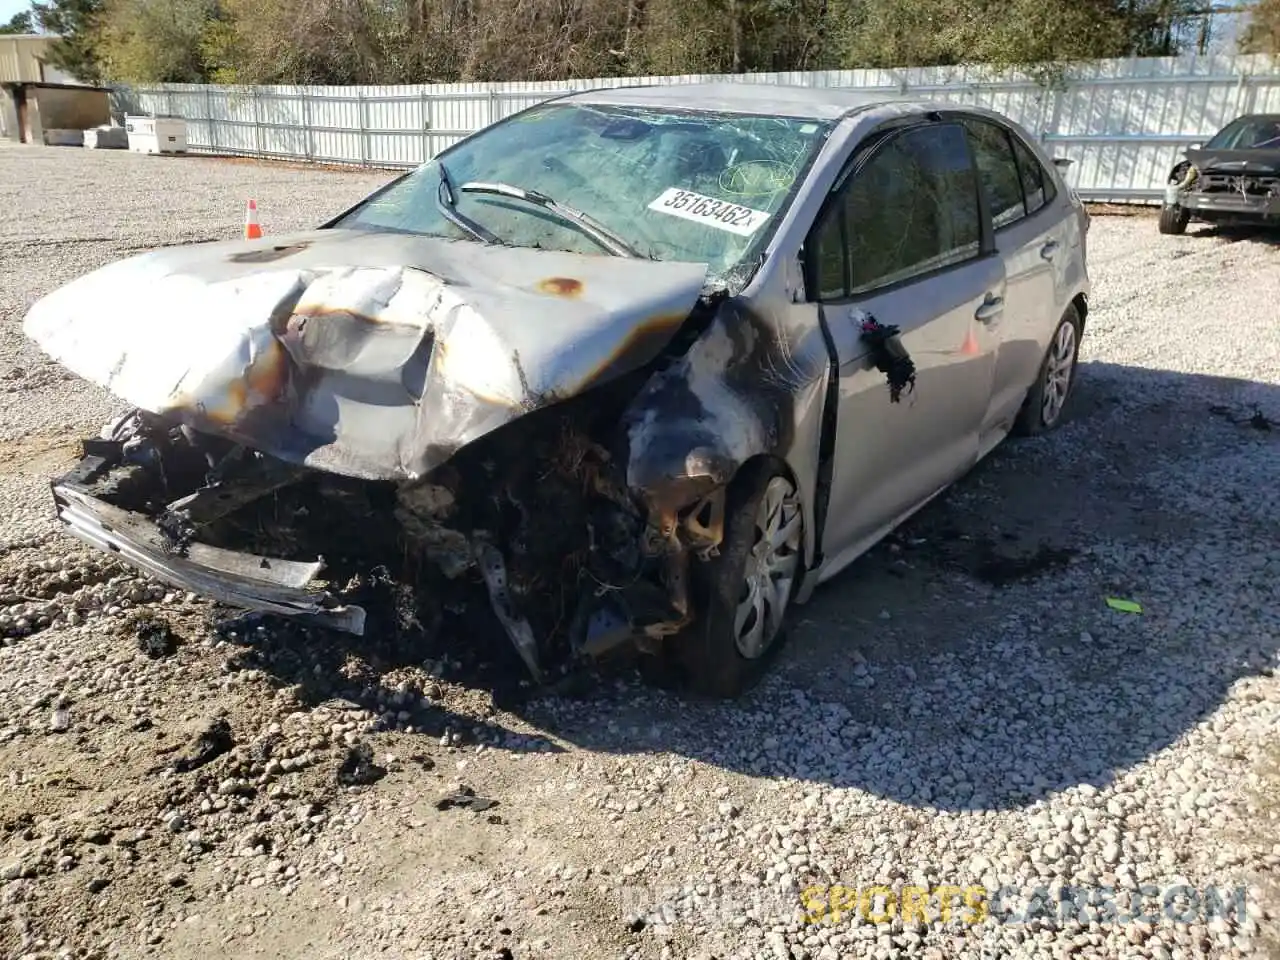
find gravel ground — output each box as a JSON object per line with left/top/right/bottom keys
{"left": 0, "top": 140, "right": 1277, "bottom": 960}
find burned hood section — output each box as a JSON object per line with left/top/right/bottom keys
{"left": 23, "top": 229, "right": 708, "bottom": 481}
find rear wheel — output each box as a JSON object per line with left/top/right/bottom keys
{"left": 1158, "top": 204, "right": 1190, "bottom": 235}
{"left": 1015, "top": 306, "right": 1082, "bottom": 436}
{"left": 676, "top": 461, "right": 804, "bottom": 698}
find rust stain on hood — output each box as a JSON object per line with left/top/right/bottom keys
{"left": 537, "top": 277, "right": 584, "bottom": 297}
{"left": 23, "top": 229, "right": 708, "bottom": 481}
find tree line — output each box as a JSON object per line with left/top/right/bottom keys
{"left": 10, "top": 0, "right": 1279, "bottom": 87}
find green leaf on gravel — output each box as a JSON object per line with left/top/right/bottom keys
{"left": 1105, "top": 597, "right": 1143, "bottom": 614}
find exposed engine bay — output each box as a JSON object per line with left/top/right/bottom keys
{"left": 51, "top": 347, "right": 731, "bottom": 683}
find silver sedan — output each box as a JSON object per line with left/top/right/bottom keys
{"left": 24, "top": 83, "right": 1091, "bottom": 696}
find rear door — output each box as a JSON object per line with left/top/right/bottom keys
{"left": 962, "top": 118, "right": 1070, "bottom": 446}
{"left": 808, "top": 120, "right": 1005, "bottom": 569}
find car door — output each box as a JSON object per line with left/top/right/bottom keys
{"left": 807, "top": 120, "right": 1005, "bottom": 574}
{"left": 963, "top": 118, "right": 1069, "bottom": 447}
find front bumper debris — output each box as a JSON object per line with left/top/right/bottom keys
{"left": 1179, "top": 193, "right": 1280, "bottom": 218}
{"left": 42, "top": 380, "right": 724, "bottom": 682}
{"left": 52, "top": 481, "right": 367, "bottom": 634}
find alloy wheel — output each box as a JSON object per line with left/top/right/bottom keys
{"left": 1041, "top": 320, "right": 1078, "bottom": 427}
{"left": 733, "top": 475, "right": 802, "bottom": 660}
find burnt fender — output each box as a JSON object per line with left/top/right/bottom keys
{"left": 621, "top": 298, "right": 830, "bottom": 544}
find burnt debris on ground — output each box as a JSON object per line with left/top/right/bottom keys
{"left": 880, "top": 521, "right": 1080, "bottom": 588}
{"left": 171, "top": 718, "right": 235, "bottom": 774}
{"left": 336, "top": 742, "right": 387, "bottom": 787}
{"left": 972, "top": 542, "right": 1080, "bottom": 587}
{"left": 132, "top": 614, "right": 181, "bottom": 658}
{"left": 1209, "top": 403, "right": 1276, "bottom": 432}
{"left": 434, "top": 785, "right": 497, "bottom": 813}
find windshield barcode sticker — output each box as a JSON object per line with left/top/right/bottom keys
{"left": 648, "top": 188, "right": 770, "bottom": 237}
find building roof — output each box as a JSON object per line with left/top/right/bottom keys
{"left": 0, "top": 80, "right": 108, "bottom": 92}
{"left": 0, "top": 33, "right": 56, "bottom": 84}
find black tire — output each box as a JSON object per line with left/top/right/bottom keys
{"left": 675, "top": 459, "right": 804, "bottom": 699}
{"left": 1014, "top": 305, "right": 1083, "bottom": 436}
{"left": 1158, "top": 204, "right": 1190, "bottom": 235}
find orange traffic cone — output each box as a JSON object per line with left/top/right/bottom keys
{"left": 960, "top": 325, "right": 980, "bottom": 356}
{"left": 244, "top": 199, "right": 263, "bottom": 240}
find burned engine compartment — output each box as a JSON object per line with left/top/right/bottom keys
{"left": 56, "top": 354, "right": 729, "bottom": 683}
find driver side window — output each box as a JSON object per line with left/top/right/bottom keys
{"left": 809, "top": 122, "right": 981, "bottom": 301}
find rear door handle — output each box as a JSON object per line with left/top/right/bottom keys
{"left": 975, "top": 294, "right": 1004, "bottom": 324}
{"left": 1040, "top": 240, "right": 1060, "bottom": 260}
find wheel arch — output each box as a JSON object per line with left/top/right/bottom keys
{"left": 721, "top": 451, "right": 812, "bottom": 569}
{"left": 733, "top": 451, "right": 799, "bottom": 489}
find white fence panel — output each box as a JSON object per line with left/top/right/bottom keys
{"left": 111, "top": 54, "right": 1280, "bottom": 202}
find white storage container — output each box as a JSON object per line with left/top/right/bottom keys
{"left": 125, "top": 116, "right": 188, "bottom": 155}
{"left": 84, "top": 125, "right": 128, "bottom": 150}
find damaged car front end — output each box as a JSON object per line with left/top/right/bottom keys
{"left": 30, "top": 238, "right": 733, "bottom": 683}
{"left": 25, "top": 94, "right": 837, "bottom": 691}
{"left": 1159, "top": 113, "right": 1280, "bottom": 235}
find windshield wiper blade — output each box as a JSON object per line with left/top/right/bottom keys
{"left": 436, "top": 162, "right": 502, "bottom": 245}
{"left": 458, "top": 181, "right": 641, "bottom": 258}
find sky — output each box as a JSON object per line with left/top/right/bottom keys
{"left": 0, "top": 0, "right": 34, "bottom": 29}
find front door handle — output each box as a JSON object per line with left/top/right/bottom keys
{"left": 975, "top": 294, "right": 1004, "bottom": 324}
{"left": 1040, "top": 240, "right": 1060, "bottom": 260}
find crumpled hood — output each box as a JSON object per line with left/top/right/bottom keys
{"left": 1186, "top": 148, "right": 1280, "bottom": 176}
{"left": 24, "top": 229, "right": 708, "bottom": 481}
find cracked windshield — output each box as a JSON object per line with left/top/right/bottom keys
{"left": 335, "top": 102, "right": 832, "bottom": 280}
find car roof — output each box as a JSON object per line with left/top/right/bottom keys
{"left": 560, "top": 81, "right": 929, "bottom": 121}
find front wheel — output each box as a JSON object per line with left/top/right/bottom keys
{"left": 1015, "top": 306, "right": 1083, "bottom": 436}
{"left": 1158, "top": 204, "right": 1190, "bottom": 235}
{"left": 675, "top": 461, "right": 804, "bottom": 698}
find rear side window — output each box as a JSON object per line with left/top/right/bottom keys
{"left": 1011, "top": 135, "right": 1056, "bottom": 215}
{"left": 809, "top": 122, "right": 981, "bottom": 299}
{"left": 963, "top": 119, "right": 1025, "bottom": 228}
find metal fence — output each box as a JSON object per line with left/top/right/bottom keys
{"left": 113, "top": 54, "right": 1280, "bottom": 203}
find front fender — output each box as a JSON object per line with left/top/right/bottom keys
{"left": 620, "top": 297, "right": 830, "bottom": 573}
{"left": 1165, "top": 159, "right": 1198, "bottom": 206}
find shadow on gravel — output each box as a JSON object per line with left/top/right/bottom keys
{"left": 238, "top": 362, "right": 1278, "bottom": 811}
{"left": 1193, "top": 223, "right": 1280, "bottom": 247}
{"left": 514, "top": 362, "right": 1280, "bottom": 811}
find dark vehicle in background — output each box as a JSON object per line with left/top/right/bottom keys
{"left": 1159, "top": 113, "right": 1280, "bottom": 235}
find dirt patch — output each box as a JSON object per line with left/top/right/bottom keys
{"left": 1085, "top": 201, "right": 1159, "bottom": 217}
{"left": 0, "top": 432, "right": 81, "bottom": 477}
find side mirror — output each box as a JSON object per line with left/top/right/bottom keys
{"left": 1052, "top": 157, "right": 1074, "bottom": 169}
{"left": 1188, "top": 142, "right": 1202, "bottom": 150}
